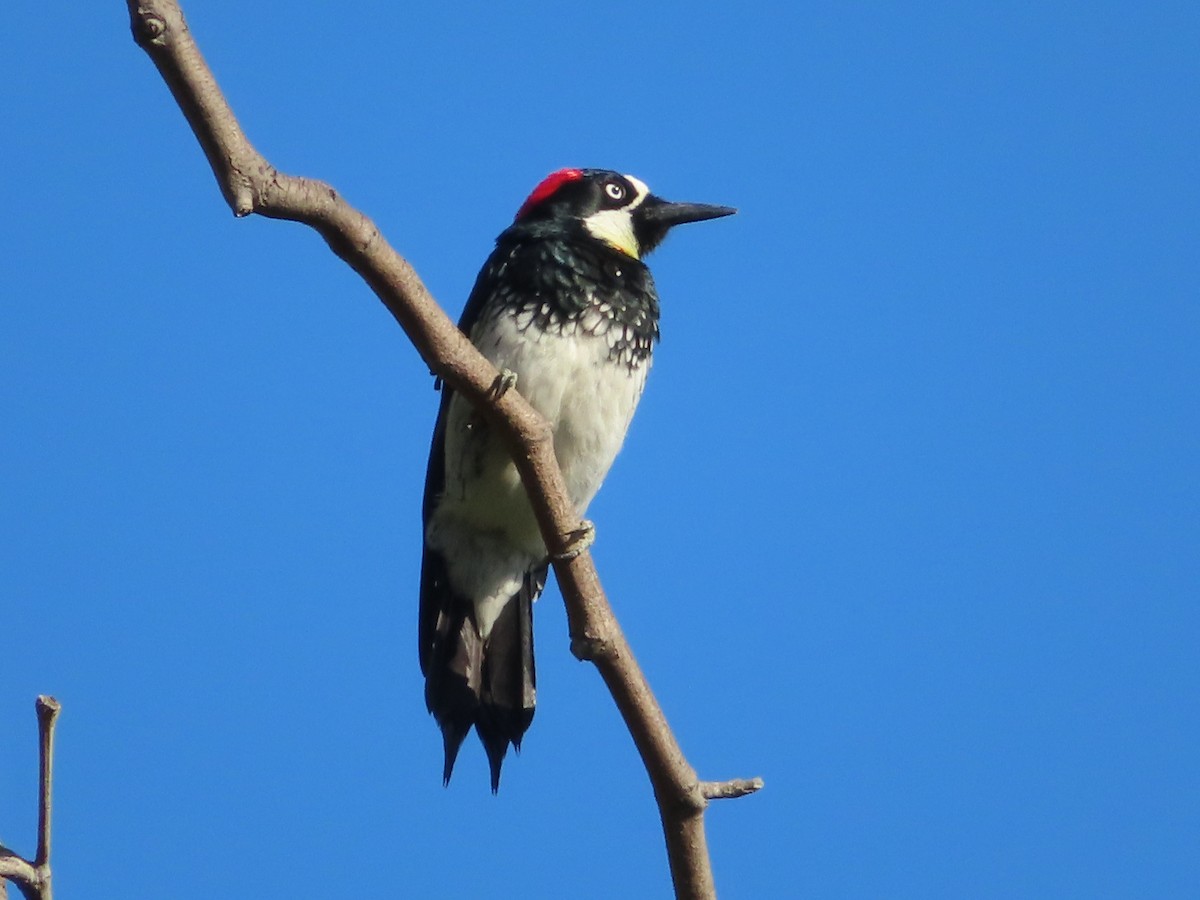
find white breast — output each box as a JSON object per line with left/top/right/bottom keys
{"left": 427, "top": 309, "right": 650, "bottom": 638}
{"left": 435, "top": 309, "right": 649, "bottom": 554}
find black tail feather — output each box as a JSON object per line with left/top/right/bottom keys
{"left": 423, "top": 598, "right": 483, "bottom": 785}
{"left": 439, "top": 719, "right": 471, "bottom": 787}
{"left": 476, "top": 576, "right": 538, "bottom": 791}
{"left": 421, "top": 556, "right": 547, "bottom": 790}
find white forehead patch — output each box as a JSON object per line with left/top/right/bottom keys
{"left": 583, "top": 175, "right": 651, "bottom": 259}
{"left": 624, "top": 175, "right": 650, "bottom": 202}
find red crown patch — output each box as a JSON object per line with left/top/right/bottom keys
{"left": 515, "top": 168, "right": 584, "bottom": 221}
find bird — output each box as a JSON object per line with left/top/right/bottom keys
{"left": 419, "top": 168, "right": 734, "bottom": 790}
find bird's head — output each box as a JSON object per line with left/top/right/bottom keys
{"left": 513, "top": 168, "right": 735, "bottom": 259}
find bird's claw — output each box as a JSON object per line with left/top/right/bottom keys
{"left": 554, "top": 520, "right": 595, "bottom": 561}
{"left": 489, "top": 369, "right": 518, "bottom": 400}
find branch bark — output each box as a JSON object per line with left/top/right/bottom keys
{"left": 125, "top": 3, "right": 761, "bottom": 896}
{"left": 0, "top": 696, "right": 61, "bottom": 900}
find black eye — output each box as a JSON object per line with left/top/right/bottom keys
{"left": 604, "top": 181, "right": 626, "bottom": 202}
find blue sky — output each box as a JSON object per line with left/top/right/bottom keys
{"left": 2, "top": 2, "right": 1197, "bottom": 897}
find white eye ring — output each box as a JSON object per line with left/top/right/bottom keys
{"left": 605, "top": 182, "right": 625, "bottom": 201}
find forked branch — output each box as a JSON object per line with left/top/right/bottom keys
{"left": 0, "top": 696, "right": 61, "bottom": 900}
{"left": 125, "top": 3, "right": 761, "bottom": 896}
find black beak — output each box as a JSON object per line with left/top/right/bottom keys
{"left": 633, "top": 195, "right": 735, "bottom": 254}
{"left": 638, "top": 196, "right": 738, "bottom": 228}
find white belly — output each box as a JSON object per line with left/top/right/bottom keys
{"left": 426, "top": 311, "right": 650, "bottom": 635}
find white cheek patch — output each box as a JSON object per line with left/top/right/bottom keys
{"left": 583, "top": 175, "right": 651, "bottom": 259}
{"left": 584, "top": 209, "right": 640, "bottom": 258}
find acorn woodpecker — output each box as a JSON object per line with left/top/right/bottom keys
{"left": 419, "top": 168, "right": 734, "bottom": 790}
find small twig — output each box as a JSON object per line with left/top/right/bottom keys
{"left": 0, "top": 696, "right": 61, "bottom": 900}
{"left": 701, "top": 778, "right": 765, "bottom": 801}
{"left": 34, "top": 697, "right": 60, "bottom": 871}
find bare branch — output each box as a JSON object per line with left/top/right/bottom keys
{"left": 126, "top": 2, "right": 761, "bottom": 895}
{"left": 0, "top": 852, "right": 37, "bottom": 900}
{"left": 33, "top": 697, "right": 60, "bottom": 872}
{"left": 0, "top": 696, "right": 60, "bottom": 900}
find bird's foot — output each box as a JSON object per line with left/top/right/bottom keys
{"left": 489, "top": 369, "right": 518, "bottom": 400}
{"left": 554, "top": 520, "right": 595, "bottom": 561}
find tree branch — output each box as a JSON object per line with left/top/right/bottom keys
{"left": 0, "top": 696, "right": 61, "bottom": 900}
{"left": 125, "top": 2, "right": 761, "bottom": 895}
